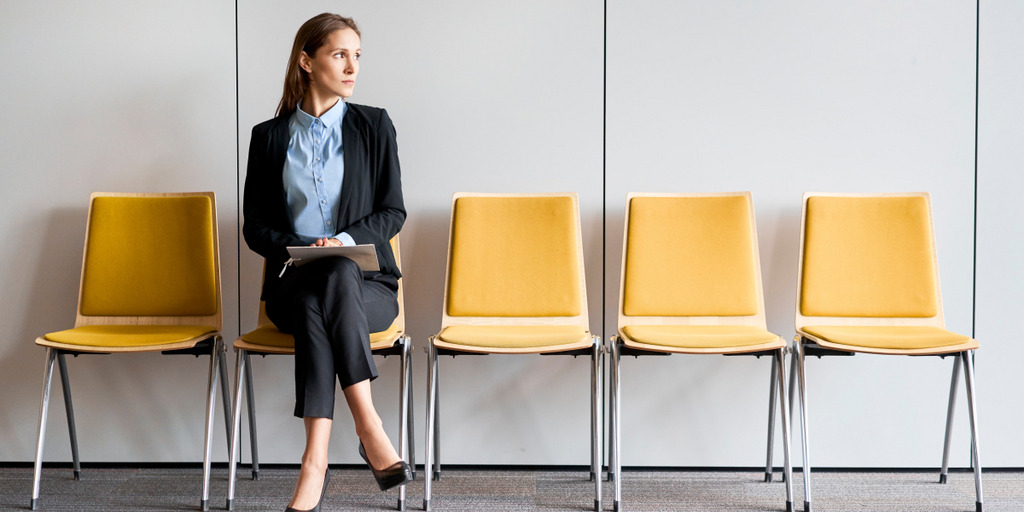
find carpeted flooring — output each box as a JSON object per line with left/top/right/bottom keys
{"left": 2, "top": 466, "right": 1022, "bottom": 512}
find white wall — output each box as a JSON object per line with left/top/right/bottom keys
{"left": 0, "top": 1, "right": 237, "bottom": 462}
{"left": 606, "top": 0, "right": 977, "bottom": 468}
{"left": 0, "top": 0, "right": 1020, "bottom": 470}
{"left": 976, "top": 0, "right": 1024, "bottom": 468}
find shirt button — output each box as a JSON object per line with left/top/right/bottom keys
{"left": 317, "top": 177, "right": 323, "bottom": 182}
{"left": 316, "top": 157, "right": 321, "bottom": 162}
{"left": 321, "top": 199, "right": 327, "bottom": 204}
{"left": 315, "top": 139, "right": 320, "bottom": 144}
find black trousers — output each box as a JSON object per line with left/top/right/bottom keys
{"left": 265, "top": 257, "right": 398, "bottom": 419}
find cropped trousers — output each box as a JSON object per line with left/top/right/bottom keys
{"left": 265, "top": 257, "right": 398, "bottom": 419}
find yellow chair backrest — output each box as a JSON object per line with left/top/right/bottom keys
{"left": 796, "top": 192, "right": 944, "bottom": 327}
{"left": 442, "top": 193, "right": 588, "bottom": 327}
{"left": 76, "top": 192, "right": 221, "bottom": 328}
{"left": 618, "top": 192, "right": 766, "bottom": 327}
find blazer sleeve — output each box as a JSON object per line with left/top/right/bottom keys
{"left": 341, "top": 108, "right": 406, "bottom": 246}
{"left": 242, "top": 122, "right": 305, "bottom": 263}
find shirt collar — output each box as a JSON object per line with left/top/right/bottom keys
{"left": 293, "top": 99, "right": 347, "bottom": 130}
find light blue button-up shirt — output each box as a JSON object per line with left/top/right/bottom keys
{"left": 282, "top": 100, "right": 356, "bottom": 246}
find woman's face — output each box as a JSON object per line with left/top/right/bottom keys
{"left": 302, "top": 28, "right": 360, "bottom": 99}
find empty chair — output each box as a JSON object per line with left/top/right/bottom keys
{"left": 791, "top": 192, "right": 983, "bottom": 512}
{"left": 423, "top": 192, "right": 602, "bottom": 511}
{"left": 608, "top": 192, "right": 794, "bottom": 512}
{"left": 31, "top": 192, "right": 229, "bottom": 511}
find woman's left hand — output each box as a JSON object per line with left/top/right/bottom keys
{"left": 312, "top": 238, "right": 343, "bottom": 247}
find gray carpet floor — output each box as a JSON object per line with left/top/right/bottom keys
{"left": 2, "top": 466, "right": 1022, "bottom": 512}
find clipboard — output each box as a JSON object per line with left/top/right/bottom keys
{"left": 285, "top": 244, "right": 380, "bottom": 271}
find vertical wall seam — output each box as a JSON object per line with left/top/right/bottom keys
{"left": 972, "top": 0, "right": 979, "bottom": 340}
{"left": 235, "top": 0, "right": 242, "bottom": 337}
{"left": 602, "top": 0, "right": 607, "bottom": 340}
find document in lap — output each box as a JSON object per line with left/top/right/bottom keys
{"left": 285, "top": 244, "right": 380, "bottom": 272}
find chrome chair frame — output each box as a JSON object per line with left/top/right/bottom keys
{"left": 788, "top": 341, "right": 983, "bottom": 512}
{"left": 32, "top": 340, "right": 231, "bottom": 511}
{"left": 423, "top": 334, "right": 604, "bottom": 511}
{"left": 226, "top": 336, "right": 416, "bottom": 511}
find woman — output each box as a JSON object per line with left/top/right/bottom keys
{"left": 242, "top": 13, "right": 412, "bottom": 512}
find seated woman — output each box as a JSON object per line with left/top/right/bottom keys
{"left": 242, "top": 12, "right": 412, "bottom": 512}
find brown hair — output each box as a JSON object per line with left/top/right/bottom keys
{"left": 276, "top": 13, "right": 361, "bottom": 117}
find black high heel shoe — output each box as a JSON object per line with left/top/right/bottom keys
{"left": 359, "top": 442, "right": 414, "bottom": 491}
{"left": 285, "top": 468, "right": 330, "bottom": 512}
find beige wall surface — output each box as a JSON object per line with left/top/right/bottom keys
{"left": 0, "top": 0, "right": 1019, "bottom": 470}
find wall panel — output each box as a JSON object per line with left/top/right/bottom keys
{"left": 0, "top": 0, "right": 237, "bottom": 461}
{"left": 605, "top": 0, "right": 977, "bottom": 467}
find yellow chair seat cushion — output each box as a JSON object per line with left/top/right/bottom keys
{"left": 43, "top": 325, "right": 217, "bottom": 348}
{"left": 801, "top": 325, "right": 973, "bottom": 351}
{"left": 621, "top": 325, "right": 780, "bottom": 349}
{"left": 438, "top": 325, "right": 589, "bottom": 349}
{"left": 240, "top": 324, "right": 401, "bottom": 350}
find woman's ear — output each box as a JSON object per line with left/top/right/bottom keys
{"left": 299, "top": 51, "right": 313, "bottom": 74}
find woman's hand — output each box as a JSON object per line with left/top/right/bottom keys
{"left": 312, "top": 238, "right": 344, "bottom": 247}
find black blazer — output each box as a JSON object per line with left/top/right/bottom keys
{"left": 242, "top": 103, "right": 406, "bottom": 299}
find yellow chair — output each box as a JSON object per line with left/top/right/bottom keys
{"left": 423, "top": 193, "right": 602, "bottom": 511}
{"left": 608, "top": 192, "right": 794, "bottom": 512}
{"left": 791, "top": 192, "right": 983, "bottom": 512}
{"left": 226, "top": 237, "right": 414, "bottom": 511}
{"left": 31, "top": 192, "right": 228, "bottom": 511}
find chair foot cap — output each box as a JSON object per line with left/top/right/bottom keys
{"left": 30, "top": 498, "right": 38, "bottom": 510}
{"left": 201, "top": 498, "right": 209, "bottom": 511}
{"left": 252, "top": 470, "right": 260, "bottom": 481}
{"left": 977, "top": 502, "right": 983, "bottom": 512}
{"left": 786, "top": 500, "right": 793, "bottom": 512}
{"left": 607, "top": 471, "right": 615, "bottom": 483}
{"left": 396, "top": 497, "right": 405, "bottom": 511}
{"left": 765, "top": 473, "right": 773, "bottom": 483}
{"left": 433, "top": 470, "right": 441, "bottom": 481}
{"left": 596, "top": 499, "right": 603, "bottom": 511}
{"left": 74, "top": 470, "right": 81, "bottom": 481}
{"left": 226, "top": 498, "right": 233, "bottom": 511}
{"left": 589, "top": 471, "right": 595, "bottom": 482}
{"left": 423, "top": 499, "right": 430, "bottom": 511}
{"left": 613, "top": 500, "right": 621, "bottom": 511}
{"left": 804, "top": 500, "right": 812, "bottom": 512}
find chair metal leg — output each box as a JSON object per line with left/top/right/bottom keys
{"left": 590, "top": 336, "right": 603, "bottom": 512}
{"left": 765, "top": 354, "right": 778, "bottom": 483}
{"left": 56, "top": 352, "right": 81, "bottom": 481}
{"left": 244, "top": 351, "right": 259, "bottom": 480}
{"left": 794, "top": 340, "right": 812, "bottom": 512}
{"left": 31, "top": 348, "right": 58, "bottom": 511}
{"left": 607, "top": 337, "right": 617, "bottom": 485}
{"left": 227, "top": 349, "right": 247, "bottom": 511}
{"left": 423, "top": 338, "right": 438, "bottom": 512}
{"left": 962, "top": 351, "right": 984, "bottom": 512}
{"left": 396, "top": 337, "right": 411, "bottom": 512}
{"left": 218, "top": 346, "right": 232, "bottom": 455}
{"left": 610, "top": 338, "right": 621, "bottom": 512}
{"left": 405, "top": 342, "right": 416, "bottom": 480}
{"left": 200, "top": 337, "right": 222, "bottom": 512}
{"left": 775, "top": 348, "right": 795, "bottom": 512}
{"left": 433, "top": 354, "right": 441, "bottom": 482}
{"left": 939, "top": 355, "right": 960, "bottom": 484}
